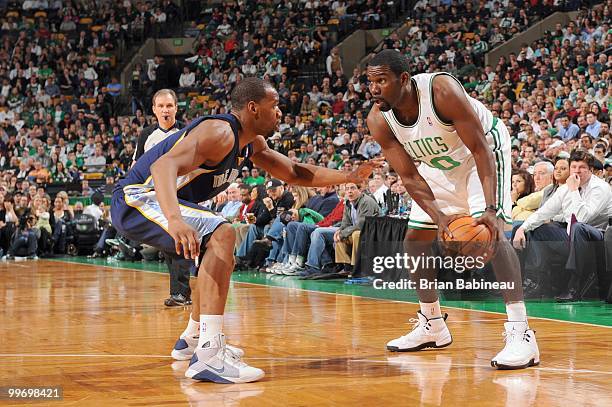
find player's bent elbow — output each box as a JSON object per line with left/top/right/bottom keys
{"left": 150, "top": 157, "right": 174, "bottom": 177}
{"left": 149, "top": 160, "right": 162, "bottom": 176}
{"left": 284, "top": 165, "right": 306, "bottom": 185}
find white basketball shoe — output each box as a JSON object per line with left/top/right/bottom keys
{"left": 491, "top": 321, "right": 540, "bottom": 369}
{"left": 185, "top": 333, "right": 264, "bottom": 384}
{"left": 386, "top": 311, "right": 453, "bottom": 352}
{"left": 172, "top": 334, "right": 243, "bottom": 361}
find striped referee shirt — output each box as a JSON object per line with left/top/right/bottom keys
{"left": 133, "top": 121, "right": 183, "bottom": 161}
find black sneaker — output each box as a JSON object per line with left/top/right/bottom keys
{"left": 253, "top": 238, "right": 273, "bottom": 249}
{"left": 164, "top": 294, "right": 192, "bottom": 307}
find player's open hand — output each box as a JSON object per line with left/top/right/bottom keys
{"left": 168, "top": 218, "right": 200, "bottom": 260}
{"left": 349, "top": 156, "right": 386, "bottom": 183}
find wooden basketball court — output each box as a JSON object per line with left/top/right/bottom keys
{"left": 1, "top": 259, "right": 611, "bottom": 406}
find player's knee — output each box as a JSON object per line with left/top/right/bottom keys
{"left": 211, "top": 223, "right": 236, "bottom": 248}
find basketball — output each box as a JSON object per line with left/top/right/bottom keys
{"left": 441, "top": 216, "right": 494, "bottom": 259}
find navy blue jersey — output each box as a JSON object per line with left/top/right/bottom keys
{"left": 116, "top": 114, "right": 252, "bottom": 203}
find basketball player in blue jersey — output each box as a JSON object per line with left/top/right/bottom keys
{"left": 111, "top": 77, "right": 382, "bottom": 383}
{"left": 365, "top": 50, "right": 540, "bottom": 369}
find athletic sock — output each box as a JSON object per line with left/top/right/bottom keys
{"left": 420, "top": 300, "right": 442, "bottom": 319}
{"left": 506, "top": 302, "right": 528, "bottom": 324}
{"left": 197, "top": 315, "right": 223, "bottom": 349}
{"left": 181, "top": 315, "right": 200, "bottom": 339}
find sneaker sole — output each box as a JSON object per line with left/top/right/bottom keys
{"left": 186, "top": 367, "right": 265, "bottom": 384}
{"left": 165, "top": 301, "right": 189, "bottom": 307}
{"left": 491, "top": 358, "right": 539, "bottom": 370}
{"left": 387, "top": 337, "right": 453, "bottom": 352}
{"left": 282, "top": 270, "right": 302, "bottom": 275}
{"left": 172, "top": 347, "right": 243, "bottom": 361}
{"left": 171, "top": 349, "right": 194, "bottom": 361}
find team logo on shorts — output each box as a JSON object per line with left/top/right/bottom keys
{"left": 427, "top": 117, "right": 433, "bottom": 126}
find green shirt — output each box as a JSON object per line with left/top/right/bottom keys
{"left": 38, "top": 67, "right": 53, "bottom": 79}
{"left": 244, "top": 175, "right": 265, "bottom": 186}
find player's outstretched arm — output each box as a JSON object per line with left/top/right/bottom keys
{"left": 367, "top": 106, "right": 455, "bottom": 236}
{"left": 150, "top": 120, "right": 234, "bottom": 259}
{"left": 250, "top": 136, "right": 383, "bottom": 186}
{"left": 431, "top": 75, "right": 499, "bottom": 238}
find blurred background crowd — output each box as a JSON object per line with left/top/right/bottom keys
{"left": 0, "top": 0, "right": 609, "bottom": 300}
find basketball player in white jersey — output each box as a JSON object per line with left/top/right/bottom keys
{"left": 366, "top": 50, "right": 540, "bottom": 369}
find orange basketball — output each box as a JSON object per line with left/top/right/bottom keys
{"left": 441, "top": 216, "right": 494, "bottom": 260}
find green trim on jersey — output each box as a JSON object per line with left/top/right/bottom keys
{"left": 408, "top": 219, "right": 438, "bottom": 225}
{"left": 407, "top": 218, "right": 438, "bottom": 230}
{"left": 488, "top": 117, "right": 512, "bottom": 224}
{"left": 429, "top": 72, "right": 465, "bottom": 127}
{"left": 407, "top": 223, "right": 438, "bottom": 230}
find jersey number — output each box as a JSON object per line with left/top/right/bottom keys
{"left": 430, "top": 156, "right": 460, "bottom": 170}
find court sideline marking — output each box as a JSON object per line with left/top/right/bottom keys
{"left": 48, "top": 259, "right": 612, "bottom": 329}
{"left": 2, "top": 353, "right": 611, "bottom": 376}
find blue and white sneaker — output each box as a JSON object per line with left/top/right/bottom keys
{"left": 185, "top": 333, "right": 264, "bottom": 384}
{"left": 282, "top": 264, "right": 305, "bottom": 276}
{"left": 172, "top": 335, "right": 244, "bottom": 361}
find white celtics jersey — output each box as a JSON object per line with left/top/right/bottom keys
{"left": 381, "top": 73, "right": 498, "bottom": 172}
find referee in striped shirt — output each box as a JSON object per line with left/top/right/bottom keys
{"left": 133, "top": 89, "right": 193, "bottom": 306}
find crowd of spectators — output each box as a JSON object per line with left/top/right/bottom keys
{"left": 132, "top": 0, "right": 395, "bottom": 115}
{"left": 0, "top": 1, "right": 609, "bottom": 298}
{"left": 404, "top": 0, "right": 584, "bottom": 69}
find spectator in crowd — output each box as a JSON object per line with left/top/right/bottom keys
{"left": 235, "top": 184, "right": 274, "bottom": 267}
{"left": 243, "top": 168, "right": 265, "bottom": 186}
{"left": 265, "top": 185, "right": 339, "bottom": 274}
{"left": 558, "top": 115, "right": 580, "bottom": 141}
{"left": 326, "top": 48, "right": 343, "bottom": 77}
{"left": 511, "top": 169, "right": 535, "bottom": 217}
{"left": 512, "top": 162, "right": 554, "bottom": 221}
{"left": 358, "top": 133, "right": 382, "bottom": 159}
{"left": 83, "top": 192, "right": 104, "bottom": 224}
{"left": 585, "top": 111, "right": 602, "bottom": 139}
{"left": 236, "top": 179, "right": 294, "bottom": 264}
{"left": 49, "top": 194, "right": 73, "bottom": 255}
{"left": 179, "top": 66, "right": 196, "bottom": 91}
{"left": 513, "top": 150, "right": 612, "bottom": 302}
{"left": 233, "top": 184, "right": 266, "bottom": 251}
{"left": 258, "top": 186, "right": 322, "bottom": 267}
{"left": 267, "top": 184, "right": 339, "bottom": 272}
{"left": 220, "top": 183, "right": 242, "bottom": 220}
{"left": 333, "top": 182, "right": 379, "bottom": 277}
{"left": 4, "top": 214, "right": 38, "bottom": 259}
{"left": 541, "top": 157, "right": 570, "bottom": 205}
{"left": 368, "top": 173, "right": 389, "bottom": 206}
{"left": 0, "top": 193, "right": 19, "bottom": 255}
